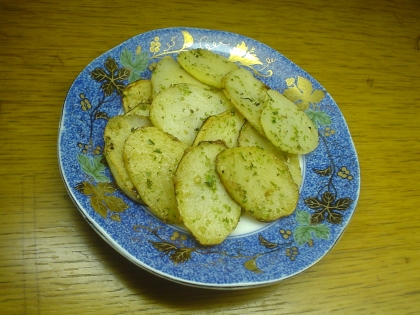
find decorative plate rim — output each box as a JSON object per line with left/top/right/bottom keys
{"left": 58, "top": 27, "right": 360, "bottom": 289}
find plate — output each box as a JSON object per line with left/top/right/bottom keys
{"left": 58, "top": 27, "right": 360, "bottom": 289}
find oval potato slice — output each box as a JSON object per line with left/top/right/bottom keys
{"left": 175, "top": 141, "right": 241, "bottom": 245}
{"left": 123, "top": 126, "right": 188, "bottom": 223}
{"left": 177, "top": 48, "right": 239, "bottom": 89}
{"left": 221, "top": 68, "right": 269, "bottom": 135}
{"left": 193, "top": 109, "right": 245, "bottom": 148}
{"left": 103, "top": 115, "right": 152, "bottom": 203}
{"left": 151, "top": 56, "right": 208, "bottom": 99}
{"left": 260, "top": 89, "right": 318, "bottom": 154}
{"left": 216, "top": 146, "right": 299, "bottom": 222}
{"left": 121, "top": 79, "right": 152, "bottom": 113}
{"left": 150, "top": 83, "right": 233, "bottom": 145}
{"left": 238, "top": 121, "right": 302, "bottom": 187}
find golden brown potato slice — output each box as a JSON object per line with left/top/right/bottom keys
{"left": 123, "top": 127, "right": 188, "bottom": 223}
{"left": 260, "top": 89, "right": 318, "bottom": 154}
{"left": 177, "top": 48, "right": 239, "bottom": 89}
{"left": 193, "top": 109, "right": 245, "bottom": 148}
{"left": 121, "top": 79, "right": 152, "bottom": 113}
{"left": 103, "top": 115, "right": 152, "bottom": 203}
{"left": 149, "top": 83, "right": 233, "bottom": 145}
{"left": 216, "top": 146, "right": 299, "bottom": 222}
{"left": 221, "top": 67, "right": 269, "bottom": 135}
{"left": 175, "top": 141, "right": 241, "bottom": 245}
{"left": 238, "top": 121, "right": 302, "bottom": 187}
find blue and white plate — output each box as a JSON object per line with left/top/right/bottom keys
{"left": 58, "top": 27, "right": 360, "bottom": 289}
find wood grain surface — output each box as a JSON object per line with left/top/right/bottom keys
{"left": 1, "top": 0, "right": 420, "bottom": 314}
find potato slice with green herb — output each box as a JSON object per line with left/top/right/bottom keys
{"left": 175, "top": 141, "right": 241, "bottom": 245}
{"left": 260, "top": 89, "right": 318, "bottom": 154}
{"left": 121, "top": 79, "right": 152, "bottom": 113}
{"left": 125, "top": 102, "right": 151, "bottom": 117}
{"left": 103, "top": 115, "right": 152, "bottom": 203}
{"left": 177, "top": 48, "right": 239, "bottom": 89}
{"left": 150, "top": 83, "right": 233, "bottom": 145}
{"left": 151, "top": 56, "right": 208, "bottom": 98}
{"left": 238, "top": 121, "right": 302, "bottom": 187}
{"left": 123, "top": 127, "right": 188, "bottom": 223}
{"left": 221, "top": 67, "right": 269, "bottom": 135}
{"left": 216, "top": 146, "right": 299, "bottom": 222}
{"left": 193, "top": 109, "right": 245, "bottom": 148}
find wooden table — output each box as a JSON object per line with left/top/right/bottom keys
{"left": 1, "top": 0, "right": 419, "bottom": 314}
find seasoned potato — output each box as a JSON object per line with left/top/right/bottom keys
{"left": 216, "top": 146, "right": 299, "bottom": 222}
{"left": 177, "top": 48, "right": 239, "bottom": 89}
{"left": 238, "top": 121, "right": 302, "bottom": 187}
{"left": 121, "top": 79, "right": 152, "bottom": 113}
{"left": 260, "top": 89, "right": 318, "bottom": 154}
{"left": 175, "top": 141, "right": 241, "bottom": 245}
{"left": 103, "top": 115, "right": 152, "bottom": 203}
{"left": 149, "top": 83, "right": 233, "bottom": 145}
{"left": 151, "top": 56, "right": 208, "bottom": 98}
{"left": 193, "top": 109, "right": 245, "bottom": 148}
{"left": 123, "top": 127, "right": 188, "bottom": 224}
{"left": 221, "top": 67, "right": 269, "bottom": 135}
{"left": 125, "top": 102, "right": 151, "bottom": 117}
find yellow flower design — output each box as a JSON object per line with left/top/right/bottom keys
{"left": 228, "top": 41, "right": 263, "bottom": 67}
{"left": 150, "top": 36, "right": 161, "bottom": 53}
{"left": 283, "top": 76, "right": 325, "bottom": 111}
{"left": 338, "top": 167, "right": 353, "bottom": 180}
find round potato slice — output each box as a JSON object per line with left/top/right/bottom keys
{"left": 260, "top": 89, "right": 318, "bottom": 154}
{"left": 175, "top": 141, "right": 241, "bottom": 245}
{"left": 103, "top": 114, "right": 152, "bottom": 203}
{"left": 123, "top": 126, "right": 188, "bottom": 224}
{"left": 193, "top": 109, "right": 245, "bottom": 148}
{"left": 150, "top": 83, "right": 232, "bottom": 145}
{"left": 238, "top": 121, "right": 302, "bottom": 187}
{"left": 216, "top": 146, "right": 299, "bottom": 222}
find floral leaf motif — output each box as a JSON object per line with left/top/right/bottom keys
{"left": 295, "top": 209, "right": 311, "bottom": 225}
{"left": 258, "top": 234, "right": 278, "bottom": 249}
{"left": 181, "top": 30, "right": 194, "bottom": 49}
{"left": 103, "top": 195, "right": 129, "bottom": 213}
{"left": 77, "top": 154, "right": 109, "bottom": 182}
{"left": 95, "top": 111, "right": 110, "bottom": 120}
{"left": 305, "top": 192, "right": 353, "bottom": 225}
{"left": 228, "top": 41, "right": 263, "bottom": 67}
{"left": 170, "top": 248, "right": 194, "bottom": 263}
{"left": 313, "top": 166, "right": 333, "bottom": 176}
{"left": 283, "top": 76, "right": 325, "bottom": 111}
{"left": 110, "top": 213, "right": 121, "bottom": 222}
{"left": 149, "top": 241, "right": 178, "bottom": 254}
{"left": 305, "top": 109, "right": 332, "bottom": 126}
{"left": 90, "top": 57, "right": 130, "bottom": 96}
{"left": 90, "top": 194, "right": 108, "bottom": 218}
{"left": 294, "top": 210, "right": 330, "bottom": 245}
{"left": 75, "top": 180, "right": 129, "bottom": 218}
{"left": 120, "top": 48, "right": 150, "bottom": 83}
{"left": 244, "top": 259, "right": 263, "bottom": 274}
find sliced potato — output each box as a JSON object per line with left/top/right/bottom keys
{"left": 125, "top": 102, "right": 151, "bottom": 117}
{"left": 150, "top": 83, "right": 233, "bottom": 146}
{"left": 216, "top": 146, "right": 299, "bottom": 222}
{"left": 121, "top": 79, "right": 152, "bottom": 113}
{"left": 151, "top": 56, "right": 208, "bottom": 98}
{"left": 221, "top": 68, "right": 269, "bottom": 135}
{"left": 175, "top": 141, "right": 241, "bottom": 245}
{"left": 193, "top": 109, "right": 245, "bottom": 148}
{"left": 103, "top": 115, "right": 152, "bottom": 203}
{"left": 238, "top": 121, "right": 302, "bottom": 187}
{"left": 177, "top": 48, "right": 239, "bottom": 89}
{"left": 260, "top": 89, "right": 318, "bottom": 154}
{"left": 123, "top": 126, "right": 188, "bottom": 224}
